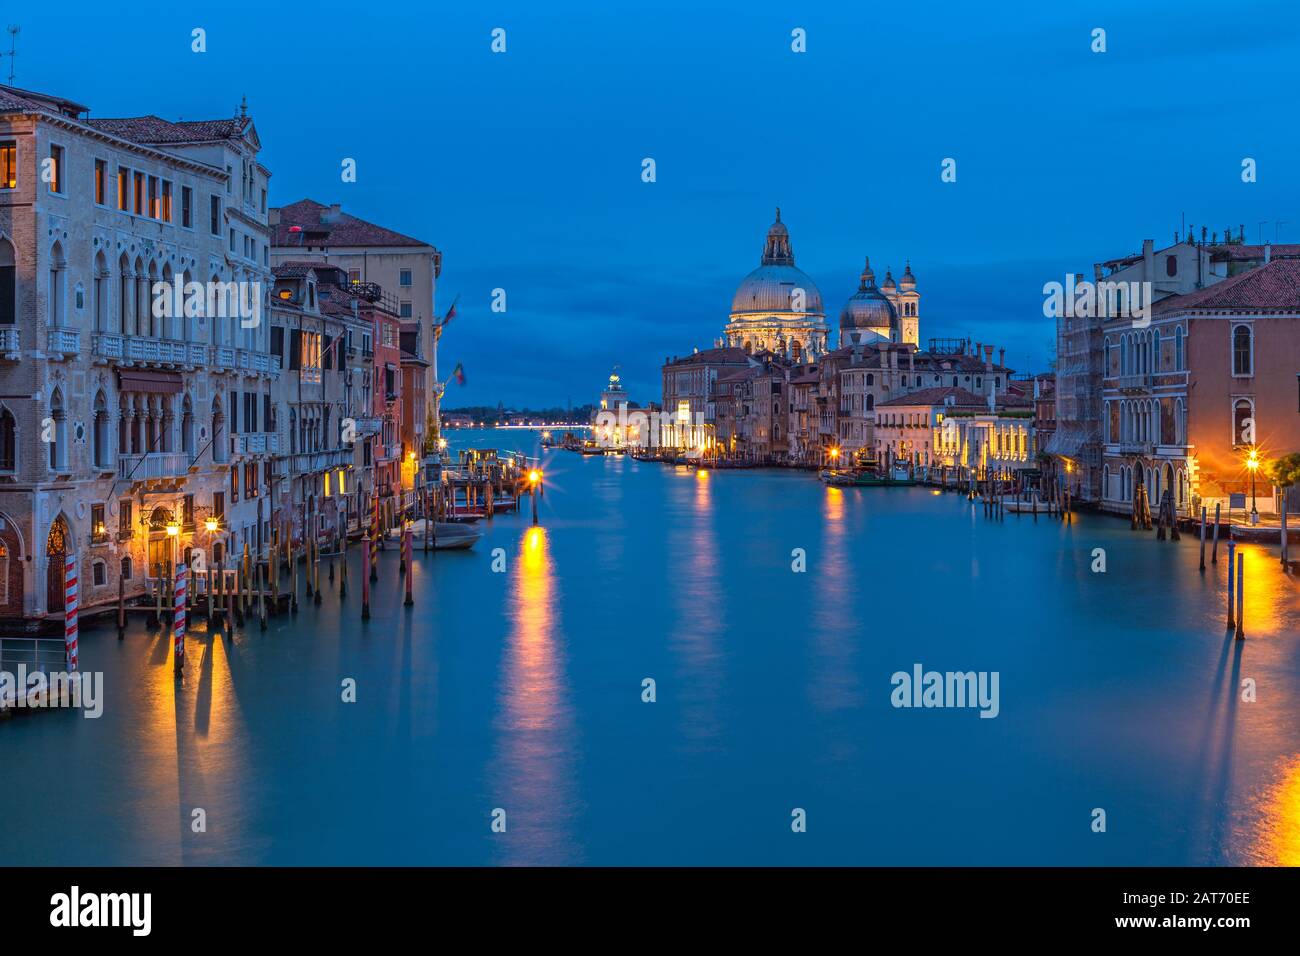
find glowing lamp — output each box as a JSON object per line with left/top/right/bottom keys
{"left": 528, "top": 470, "right": 540, "bottom": 484}
{"left": 205, "top": 517, "right": 219, "bottom": 533}
{"left": 166, "top": 522, "right": 180, "bottom": 537}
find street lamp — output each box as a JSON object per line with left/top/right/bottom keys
{"left": 1247, "top": 447, "right": 1260, "bottom": 525}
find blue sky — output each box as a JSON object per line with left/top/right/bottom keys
{"left": 21, "top": 0, "right": 1300, "bottom": 407}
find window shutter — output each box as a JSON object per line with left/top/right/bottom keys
{"left": 271, "top": 326, "right": 283, "bottom": 357}
{"left": 229, "top": 390, "right": 239, "bottom": 434}
{"left": 289, "top": 330, "right": 302, "bottom": 370}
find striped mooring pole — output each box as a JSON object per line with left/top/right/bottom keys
{"left": 64, "top": 553, "right": 79, "bottom": 672}
{"left": 173, "top": 564, "right": 187, "bottom": 676}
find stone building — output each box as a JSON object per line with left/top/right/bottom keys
{"left": 0, "top": 83, "right": 275, "bottom": 625}
{"left": 270, "top": 199, "right": 442, "bottom": 443}
{"left": 1100, "top": 253, "right": 1300, "bottom": 518}
{"left": 268, "top": 262, "right": 371, "bottom": 546}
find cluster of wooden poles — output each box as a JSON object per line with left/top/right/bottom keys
{"left": 964, "top": 475, "right": 1074, "bottom": 521}
{"left": 117, "top": 492, "right": 451, "bottom": 670}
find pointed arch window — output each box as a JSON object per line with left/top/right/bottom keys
{"left": 0, "top": 406, "right": 15, "bottom": 472}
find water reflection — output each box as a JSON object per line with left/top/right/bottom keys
{"left": 1250, "top": 755, "right": 1300, "bottom": 865}
{"left": 490, "top": 526, "right": 580, "bottom": 864}
{"left": 668, "top": 468, "right": 723, "bottom": 751}
{"left": 811, "top": 487, "right": 860, "bottom": 718}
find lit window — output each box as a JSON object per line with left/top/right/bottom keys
{"left": 0, "top": 141, "right": 15, "bottom": 189}
{"left": 48, "top": 144, "right": 64, "bottom": 194}
{"left": 94, "top": 159, "right": 107, "bottom": 204}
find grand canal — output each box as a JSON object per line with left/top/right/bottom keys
{"left": 3, "top": 429, "right": 1299, "bottom": 866}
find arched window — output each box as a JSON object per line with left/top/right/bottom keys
{"left": 289, "top": 408, "right": 297, "bottom": 454}
{"left": 48, "top": 241, "right": 66, "bottom": 327}
{"left": 1102, "top": 464, "right": 1111, "bottom": 499}
{"left": 118, "top": 254, "right": 132, "bottom": 335}
{"left": 865, "top": 394, "right": 874, "bottom": 411}
{"left": 49, "top": 388, "right": 67, "bottom": 470}
{"left": 1175, "top": 326, "right": 1184, "bottom": 371}
{"left": 0, "top": 406, "right": 15, "bottom": 472}
{"left": 865, "top": 373, "right": 874, "bottom": 386}
{"left": 93, "top": 251, "right": 108, "bottom": 332}
{"left": 1151, "top": 329, "right": 1161, "bottom": 372}
{"left": 146, "top": 260, "right": 160, "bottom": 337}
{"left": 182, "top": 394, "right": 195, "bottom": 459}
{"left": 1232, "top": 324, "right": 1252, "bottom": 376}
{"left": 93, "top": 390, "right": 109, "bottom": 468}
{"left": 1232, "top": 398, "right": 1254, "bottom": 447}
{"left": 120, "top": 556, "right": 132, "bottom": 580}
{"left": 0, "top": 237, "right": 17, "bottom": 326}
{"left": 1120, "top": 336, "right": 1128, "bottom": 375}
{"left": 1103, "top": 337, "right": 1111, "bottom": 375}
{"left": 211, "top": 395, "right": 228, "bottom": 463}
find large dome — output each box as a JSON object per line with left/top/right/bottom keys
{"left": 839, "top": 256, "right": 895, "bottom": 331}
{"left": 729, "top": 209, "right": 824, "bottom": 317}
{"left": 731, "top": 264, "right": 824, "bottom": 315}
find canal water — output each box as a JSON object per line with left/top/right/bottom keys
{"left": 3, "top": 428, "right": 1298, "bottom": 866}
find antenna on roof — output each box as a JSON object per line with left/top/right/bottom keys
{"left": 2, "top": 26, "right": 19, "bottom": 85}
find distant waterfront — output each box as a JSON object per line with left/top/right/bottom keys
{"left": 2, "top": 429, "right": 1297, "bottom": 866}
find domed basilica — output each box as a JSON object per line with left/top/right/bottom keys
{"left": 722, "top": 210, "right": 920, "bottom": 360}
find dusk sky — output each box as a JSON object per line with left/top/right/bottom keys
{"left": 22, "top": 0, "right": 1300, "bottom": 407}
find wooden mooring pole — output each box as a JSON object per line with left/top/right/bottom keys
{"left": 1212, "top": 503, "right": 1221, "bottom": 563}
{"left": 117, "top": 575, "right": 125, "bottom": 639}
{"left": 1235, "top": 552, "right": 1245, "bottom": 640}
{"left": 1199, "top": 507, "right": 1207, "bottom": 571}
{"left": 1226, "top": 540, "right": 1236, "bottom": 630}
{"left": 361, "top": 533, "right": 371, "bottom": 620}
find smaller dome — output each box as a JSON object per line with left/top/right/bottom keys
{"left": 839, "top": 256, "right": 896, "bottom": 331}
{"left": 899, "top": 262, "right": 916, "bottom": 291}
{"left": 881, "top": 268, "right": 897, "bottom": 292}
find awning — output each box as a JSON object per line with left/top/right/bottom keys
{"left": 118, "top": 370, "right": 184, "bottom": 394}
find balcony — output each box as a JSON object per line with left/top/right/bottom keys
{"left": 47, "top": 328, "right": 81, "bottom": 358}
{"left": 235, "top": 433, "right": 280, "bottom": 456}
{"left": 119, "top": 451, "right": 191, "bottom": 482}
{"left": 211, "top": 347, "right": 279, "bottom": 375}
{"left": 1115, "top": 372, "right": 1154, "bottom": 392}
{"left": 0, "top": 327, "right": 19, "bottom": 355}
{"left": 285, "top": 447, "right": 352, "bottom": 476}
{"left": 1110, "top": 441, "right": 1154, "bottom": 457}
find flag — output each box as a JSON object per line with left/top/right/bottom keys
{"left": 451, "top": 362, "right": 467, "bottom": 386}
{"left": 439, "top": 295, "right": 459, "bottom": 328}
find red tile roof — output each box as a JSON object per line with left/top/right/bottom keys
{"left": 1154, "top": 257, "right": 1300, "bottom": 313}
{"left": 85, "top": 114, "right": 252, "bottom": 144}
{"left": 878, "top": 386, "right": 985, "bottom": 407}
{"left": 0, "top": 83, "right": 89, "bottom": 116}
{"left": 272, "top": 199, "right": 430, "bottom": 249}
{"left": 1211, "top": 243, "right": 1300, "bottom": 262}
{"left": 663, "top": 347, "right": 752, "bottom": 368}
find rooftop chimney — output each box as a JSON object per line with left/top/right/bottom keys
{"left": 1265, "top": 242, "right": 1272, "bottom": 264}
{"left": 998, "top": 347, "right": 1005, "bottom": 367}
{"left": 268, "top": 208, "right": 281, "bottom": 227}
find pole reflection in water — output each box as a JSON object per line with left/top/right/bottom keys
{"left": 489, "top": 526, "right": 580, "bottom": 864}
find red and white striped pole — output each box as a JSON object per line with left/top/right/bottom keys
{"left": 173, "top": 563, "right": 187, "bottom": 675}
{"left": 63, "top": 553, "right": 79, "bottom": 672}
